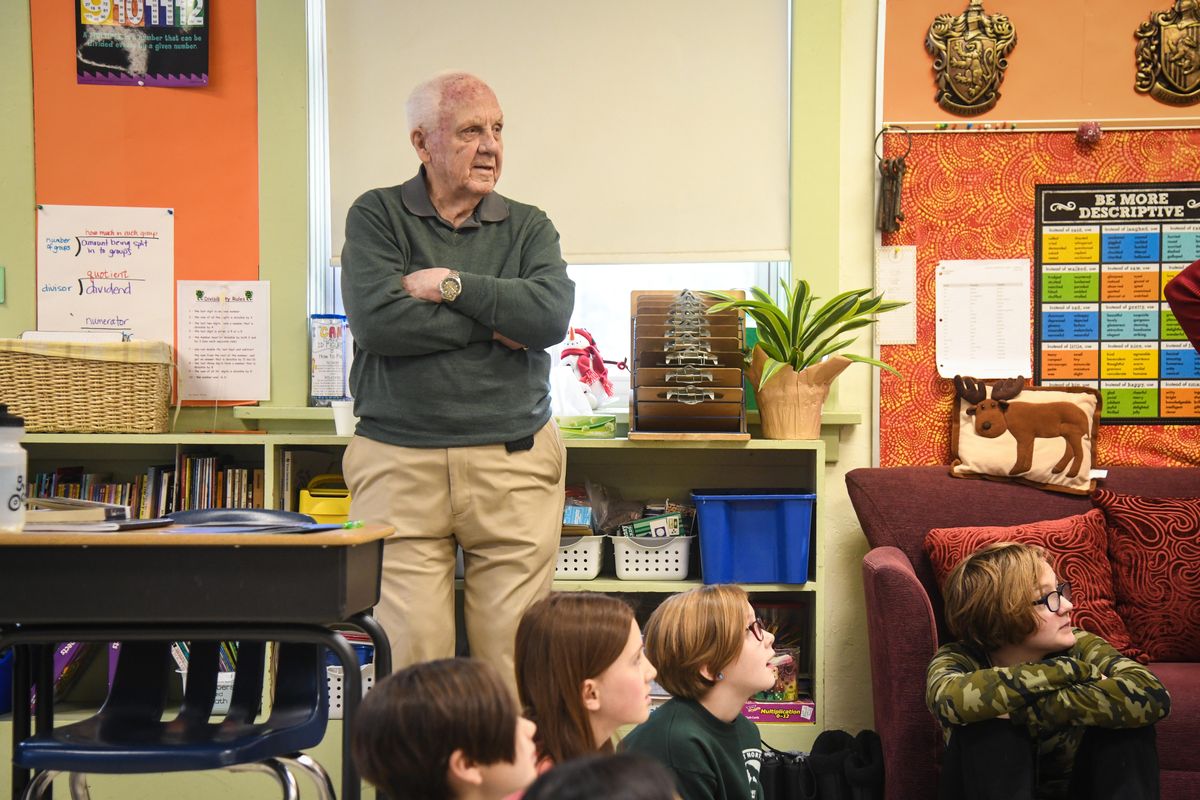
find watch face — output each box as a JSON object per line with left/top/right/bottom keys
{"left": 441, "top": 275, "right": 462, "bottom": 302}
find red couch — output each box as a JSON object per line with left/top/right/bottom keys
{"left": 846, "top": 465, "right": 1200, "bottom": 800}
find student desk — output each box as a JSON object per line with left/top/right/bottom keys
{"left": 0, "top": 524, "right": 393, "bottom": 800}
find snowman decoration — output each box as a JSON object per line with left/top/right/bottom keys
{"left": 551, "top": 328, "right": 615, "bottom": 415}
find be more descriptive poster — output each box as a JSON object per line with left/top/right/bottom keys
{"left": 36, "top": 204, "right": 174, "bottom": 344}
{"left": 1035, "top": 183, "right": 1200, "bottom": 424}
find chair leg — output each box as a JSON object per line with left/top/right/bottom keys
{"left": 279, "top": 753, "right": 337, "bottom": 800}
{"left": 20, "top": 770, "right": 59, "bottom": 800}
{"left": 68, "top": 772, "right": 93, "bottom": 800}
{"left": 227, "top": 759, "right": 300, "bottom": 800}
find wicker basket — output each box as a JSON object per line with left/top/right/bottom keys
{"left": 0, "top": 340, "right": 172, "bottom": 433}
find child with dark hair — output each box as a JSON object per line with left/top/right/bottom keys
{"left": 928, "top": 541, "right": 1170, "bottom": 800}
{"left": 515, "top": 592, "right": 657, "bottom": 769}
{"left": 621, "top": 584, "right": 777, "bottom": 800}
{"left": 352, "top": 657, "right": 539, "bottom": 800}
{"left": 521, "top": 752, "right": 680, "bottom": 800}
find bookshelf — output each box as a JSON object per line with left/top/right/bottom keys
{"left": 20, "top": 433, "right": 828, "bottom": 751}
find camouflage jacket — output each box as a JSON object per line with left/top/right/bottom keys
{"left": 926, "top": 629, "right": 1170, "bottom": 799}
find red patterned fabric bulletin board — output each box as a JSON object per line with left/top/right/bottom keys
{"left": 878, "top": 130, "right": 1200, "bottom": 468}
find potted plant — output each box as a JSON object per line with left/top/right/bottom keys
{"left": 706, "top": 281, "right": 904, "bottom": 439}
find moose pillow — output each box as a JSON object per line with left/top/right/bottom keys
{"left": 950, "top": 376, "right": 1101, "bottom": 495}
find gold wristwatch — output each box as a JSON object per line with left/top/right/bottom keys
{"left": 439, "top": 270, "right": 462, "bottom": 302}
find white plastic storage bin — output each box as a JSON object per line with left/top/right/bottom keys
{"left": 555, "top": 535, "right": 605, "bottom": 580}
{"left": 613, "top": 535, "right": 694, "bottom": 580}
{"left": 326, "top": 662, "right": 375, "bottom": 719}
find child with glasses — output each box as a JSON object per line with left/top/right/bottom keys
{"left": 927, "top": 542, "right": 1170, "bottom": 800}
{"left": 352, "top": 658, "right": 539, "bottom": 800}
{"left": 515, "top": 592, "right": 659, "bottom": 776}
{"left": 621, "top": 584, "right": 777, "bottom": 800}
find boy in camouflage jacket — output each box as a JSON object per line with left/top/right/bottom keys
{"left": 926, "top": 542, "right": 1169, "bottom": 799}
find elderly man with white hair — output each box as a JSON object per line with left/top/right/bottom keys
{"left": 340, "top": 72, "right": 574, "bottom": 693}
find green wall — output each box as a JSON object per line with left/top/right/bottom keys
{"left": 0, "top": 1, "right": 35, "bottom": 336}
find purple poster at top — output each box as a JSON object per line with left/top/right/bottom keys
{"left": 76, "top": 0, "right": 209, "bottom": 87}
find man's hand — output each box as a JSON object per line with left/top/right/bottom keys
{"left": 493, "top": 331, "right": 527, "bottom": 350}
{"left": 402, "top": 267, "right": 453, "bottom": 302}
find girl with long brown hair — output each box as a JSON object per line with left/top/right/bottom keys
{"left": 515, "top": 591, "right": 658, "bottom": 769}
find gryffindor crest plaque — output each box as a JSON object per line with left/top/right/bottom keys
{"left": 1135, "top": 0, "right": 1200, "bottom": 105}
{"left": 926, "top": 0, "right": 1017, "bottom": 115}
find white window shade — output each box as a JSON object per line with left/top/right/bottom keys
{"left": 326, "top": 0, "right": 790, "bottom": 264}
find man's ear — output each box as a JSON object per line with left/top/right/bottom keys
{"left": 411, "top": 128, "right": 432, "bottom": 164}
{"left": 581, "top": 678, "right": 601, "bottom": 712}
{"left": 447, "top": 748, "right": 483, "bottom": 788}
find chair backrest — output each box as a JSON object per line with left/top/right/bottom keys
{"left": 98, "top": 641, "right": 172, "bottom": 732}
{"left": 267, "top": 642, "right": 328, "bottom": 728}
{"left": 223, "top": 640, "right": 267, "bottom": 725}
{"left": 176, "top": 640, "right": 221, "bottom": 724}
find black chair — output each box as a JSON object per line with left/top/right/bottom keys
{"left": 14, "top": 638, "right": 335, "bottom": 799}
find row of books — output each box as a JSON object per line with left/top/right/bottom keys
{"left": 27, "top": 459, "right": 266, "bottom": 519}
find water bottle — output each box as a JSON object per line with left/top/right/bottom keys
{"left": 0, "top": 404, "right": 27, "bottom": 533}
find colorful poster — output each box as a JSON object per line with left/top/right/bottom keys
{"left": 1035, "top": 183, "right": 1200, "bottom": 425}
{"left": 36, "top": 204, "right": 175, "bottom": 344}
{"left": 76, "top": 0, "right": 209, "bottom": 87}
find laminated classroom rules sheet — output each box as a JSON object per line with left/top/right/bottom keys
{"left": 176, "top": 281, "right": 270, "bottom": 401}
{"left": 36, "top": 205, "right": 174, "bottom": 343}
{"left": 935, "top": 259, "right": 1032, "bottom": 379}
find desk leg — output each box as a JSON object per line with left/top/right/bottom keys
{"left": 10, "top": 643, "right": 31, "bottom": 800}
{"left": 322, "top": 630, "right": 361, "bottom": 800}
{"left": 345, "top": 612, "right": 391, "bottom": 800}
{"left": 34, "top": 643, "right": 55, "bottom": 800}
{"left": 345, "top": 612, "right": 391, "bottom": 680}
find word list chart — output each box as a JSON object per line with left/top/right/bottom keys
{"left": 1035, "top": 183, "right": 1200, "bottom": 424}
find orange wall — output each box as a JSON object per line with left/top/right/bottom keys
{"left": 30, "top": 0, "right": 259, "bottom": 284}
{"left": 883, "top": 0, "right": 1196, "bottom": 125}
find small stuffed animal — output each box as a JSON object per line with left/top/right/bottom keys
{"left": 558, "top": 328, "right": 615, "bottom": 410}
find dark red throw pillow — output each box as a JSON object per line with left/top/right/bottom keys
{"left": 1091, "top": 489, "right": 1200, "bottom": 662}
{"left": 925, "top": 510, "right": 1145, "bottom": 662}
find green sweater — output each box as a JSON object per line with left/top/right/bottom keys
{"left": 340, "top": 169, "right": 575, "bottom": 447}
{"left": 622, "top": 698, "right": 764, "bottom": 800}
{"left": 927, "top": 629, "right": 1170, "bottom": 799}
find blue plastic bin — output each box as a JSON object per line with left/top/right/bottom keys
{"left": 325, "top": 642, "right": 373, "bottom": 668}
{"left": 0, "top": 649, "right": 12, "bottom": 715}
{"left": 691, "top": 489, "right": 816, "bottom": 584}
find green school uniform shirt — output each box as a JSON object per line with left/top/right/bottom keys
{"left": 926, "top": 628, "right": 1170, "bottom": 799}
{"left": 622, "top": 697, "right": 763, "bottom": 800}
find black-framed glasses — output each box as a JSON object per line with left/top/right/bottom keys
{"left": 746, "top": 618, "right": 767, "bottom": 641}
{"left": 1032, "top": 581, "right": 1072, "bottom": 613}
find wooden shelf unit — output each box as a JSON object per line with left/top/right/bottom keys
{"left": 21, "top": 433, "right": 827, "bottom": 751}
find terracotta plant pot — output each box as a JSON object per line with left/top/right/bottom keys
{"left": 748, "top": 347, "right": 852, "bottom": 439}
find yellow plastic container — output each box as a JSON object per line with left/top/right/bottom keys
{"left": 298, "top": 473, "right": 351, "bottom": 524}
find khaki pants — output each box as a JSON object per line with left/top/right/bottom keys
{"left": 343, "top": 420, "right": 565, "bottom": 694}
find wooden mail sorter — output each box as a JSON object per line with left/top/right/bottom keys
{"left": 628, "top": 290, "right": 750, "bottom": 440}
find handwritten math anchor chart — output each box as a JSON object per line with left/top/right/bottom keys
{"left": 1035, "top": 184, "right": 1200, "bottom": 424}
{"left": 36, "top": 205, "right": 174, "bottom": 345}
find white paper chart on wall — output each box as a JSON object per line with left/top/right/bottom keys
{"left": 35, "top": 204, "right": 175, "bottom": 344}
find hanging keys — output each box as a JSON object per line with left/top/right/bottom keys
{"left": 874, "top": 126, "right": 912, "bottom": 235}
